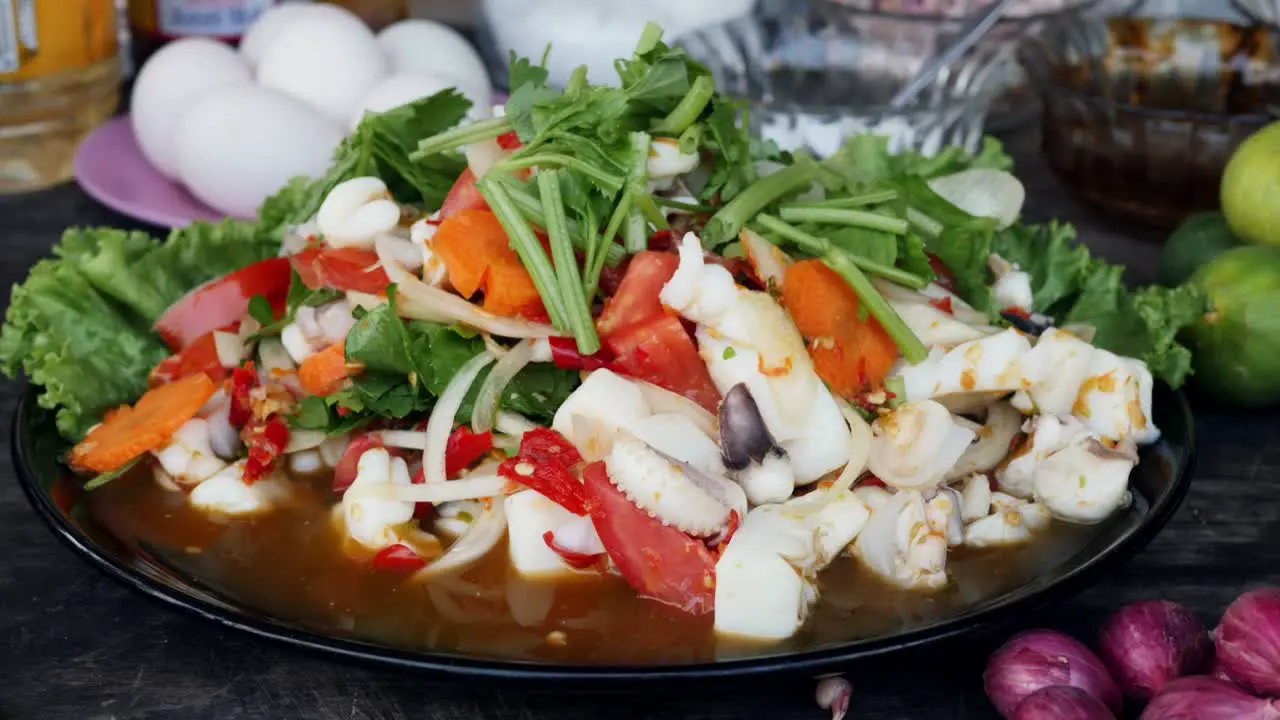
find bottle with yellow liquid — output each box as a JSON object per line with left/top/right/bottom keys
{"left": 0, "top": 0, "right": 121, "bottom": 194}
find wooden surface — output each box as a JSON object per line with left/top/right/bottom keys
{"left": 2, "top": 132, "right": 1278, "bottom": 720}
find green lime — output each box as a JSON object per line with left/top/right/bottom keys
{"left": 1221, "top": 120, "right": 1280, "bottom": 247}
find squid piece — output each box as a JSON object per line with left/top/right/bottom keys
{"left": 894, "top": 328, "right": 1032, "bottom": 404}
{"left": 714, "top": 488, "right": 871, "bottom": 641}
{"left": 338, "top": 447, "right": 415, "bottom": 551}
{"left": 604, "top": 434, "right": 740, "bottom": 537}
{"left": 189, "top": 460, "right": 284, "bottom": 516}
{"left": 853, "top": 489, "right": 949, "bottom": 591}
{"left": 280, "top": 299, "right": 356, "bottom": 365}
{"left": 660, "top": 233, "right": 853, "bottom": 486}
{"left": 315, "top": 176, "right": 400, "bottom": 249}
{"left": 1032, "top": 434, "right": 1137, "bottom": 525}
{"left": 946, "top": 402, "right": 1023, "bottom": 480}
{"left": 409, "top": 211, "right": 448, "bottom": 286}
{"left": 505, "top": 490, "right": 603, "bottom": 579}
{"left": 998, "top": 414, "right": 1088, "bottom": 498}
{"left": 646, "top": 137, "right": 700, "bottom": 190}
{"left": 868, "top": 400, "right": 976, "bottom": 491}
{"left": 989, "top": 254, "right": 1033, "bottom": 313}
{"left": 719, "top": 383, "right": 795, "bottom": 506}
{"left": 963, "top": 491, "right": 1052, "bottom": 548}
{"left": 152, "top": 418, "right": 229, "bottom": 487}
{"left": 1011, "top": 329, "right": 1159, "bottom": 445}
{"left": 957, "top": 473, "right": 993, "bottom": 522}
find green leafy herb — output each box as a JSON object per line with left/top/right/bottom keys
{"left": 83, "top": 456, "right": 142, "bottom": 491}
{"left": 247, "top": 295, "right": 276, "bottom": 327}
{"left": 722, "top": 346, "right": 737, "bottom": 360}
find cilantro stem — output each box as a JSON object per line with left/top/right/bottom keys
{"left": 635, "top": 21, "right": 663, "bottom": 55}
{"left": 586, "top": 193, "right": 631, "bottom": 300}
{"left": 624, "top": 131, "right": 657, "bottom": 251}
{"left": 782, "top": 189, "right": 898, "bottom": 210}
{"left": 756, "top": 214, "right": 926, "bottom": 289}
{"left": 905, "top": 208, "right": 944, "bottom": 238}
{"left": 755, "top": 214, "right": 927, "bottom": 364}
{"left": 654, "top": 196, "right": 717, "bottom": 214}
{"left": 538, "top": 170, "right": 601, "bottom": 355}
{"left": 84, "top": 456, "right": 142, "bottom": 490}
{"left": 476, "top": 178, "right": 570, "bottom": 329}
{"left": 411, "top": 116, "right": 511, "bottom": 160}
{"left": 498, "top": 153, "right": 624, "bottom": 194}
{"left": 677, "top": 124, "right": 704, "bottom": 154}
{"left": 705, "top": 162, "right": 818, "bottom": 247}
{"left": 491, "top": 173, "right": 625, "bottom": 265}
{"left": 653, "top": 75, "right": 715, "bottom": 135}
{"left": 567, "top": 65, "right": 588, "bottom": 95}
{"left": 778, "top": 206, "right": 909, "bottom": 235}
{"left": 623, "top": 210, "right": 647, "bottom": 253}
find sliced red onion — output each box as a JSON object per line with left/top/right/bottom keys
{"left": 416, "top": 497, "right": 507, "bottom": 578}
{"left": 472, "top": 338, "right": 534, "bottom": 434}
{"left": 1216, "top": 588, "right": 1280, "bottom": 696}
{"left": 1140, "top": 676, "right": 1280, "bottom": 720}
{"left": 984, "top": 630, "right": 1122, "bottom": 719}
{"left": 1097, "top": 600, "right": 1211, "bottom": 700}
{"left": 422, "top": 351, "right": 494, "bottom": 485}
{"left": 1011, "top": 686, "right": 1115, "bottom": 720}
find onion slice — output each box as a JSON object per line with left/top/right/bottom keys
{"left": 631, "top": 378, "right": 718, "bottom": 438}
{"left": 422, "top": 351, "right": 494, "bottom": 484}
{"left": 345, "top": 475, "right": 507, "bottom": 504}
{"left": 947, "top": 402, "right": 1021, "bottom": 479}
{"left": 833, "top": 399, "right": 873, "bottom": 492}
{"left": 213, "top": 331, "right": 246, "bottom": 368}
{"left": 374, "top": 430, "right": 428, "bottom": 450}
{"left": 417, "top": 497, "right": 507, "bottom": 578}
{"left": 389, "top": 259, "right": 562, "bottom": 338}
{"left": 374, "top": 234, "right": 423, "bottom": 277}
{"left": 496, "top": 411, "right": 537, "bottom": 437}
{"left": 466, "top": 137, "right": 505, "bottom": 179}
{"left": 472, "top": 339, "right": 534, "bottom": 433}
{"left": 284, "top": 429, "right": 326, "bottom": 454}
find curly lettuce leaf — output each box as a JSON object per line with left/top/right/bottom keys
{"left": 825, "top": 135, "right": 1013, "bottom": 187}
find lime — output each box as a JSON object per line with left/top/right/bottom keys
{"left": 1221, "top": 120, "right": 1280, "bottom": 247}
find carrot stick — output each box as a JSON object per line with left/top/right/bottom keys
{"left": 781, "top": 259, "right": 899, "bottom": 397}
{"left": 432, "top": 209, "right": 543, "bottom": 317}
{"left": 298, "top": 341, "right": 356, "bottom": 397}
{"left": 69, "top": 374, "right": 218, "bottom": 474}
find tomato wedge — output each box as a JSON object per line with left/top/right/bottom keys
{"left": 439, "top": 168, "right": 489, "bottom": 218}
{"left": 607, "top": 314, "right": 721, "bottom": 413}
{"left": 149, "top": 331, "right": 227, "bottom": 386}
{"left": 289, "top": 247, "right": 391, "bottom": 294}
{"left": 582, "top": 461, "right": 715, "bottom": 615}
{"left": 596, "top": 252, "right": 680, "bottom": 339}
{"left": 155, "top": 257, "right": 292, "bottom": 351}
{"left": 333, "top": 435, "right": 386, "bottom": 494}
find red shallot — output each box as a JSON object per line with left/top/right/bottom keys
{"left": 1215, "top": 588, "right": 1280, "bottom": 696}
{"left": 815, "top": 675, "right": 851, "bottom": 720}
{"left": 1011, "top": 686, "right": 1115, "bottom": 720}
{"left": 984, "top": 630, "right": 1122, "bottom": 719}
{"left": 1140, "top": 676, "right": 1280, "bottom": 719}
{"left": 1096, "top": 599, "right": 1212, "bottom": 700}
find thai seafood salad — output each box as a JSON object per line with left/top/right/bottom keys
{"left": 2, "top": 25, "right": 1205, "bottom": 648}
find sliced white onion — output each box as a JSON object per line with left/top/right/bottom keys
{"left": 258, "top": 337, "right": 295, "bottom": 373}
{"left": 284, "top": 429, "right": 327, "bottom": 454}
{"left": 393, "top": 263, "right": 562, "bottom": 338}
{"left": 375, "top": 234, "right": 424, "bottom": 277}
{"left": 492, "top": 433, "right": 522, "bottom": 452}
{"left": 472, "top": 339, "right": 534, "bottom": 434}
{"left": 926, "top": 169, "right": 1025, "bottom": 230}
{"left": 236, "top": 314, "right": 262, "bottom": 345}
{"left": 346, "top": 291, "right": 386, "bottom": 312}
{"left": 319, "top": 435, "right": 349, "bottom": 467}
{"left": 833, "top": 399, "right": 874, "bottom": 492}
{"left": 496, "top": 411, "right": 537, "bottom": 437}
{"left": 422, "top": 351, "right": 495, "bottom": 484}
{"left": 374, "top": 430, "right": 428, "bottom": 450}
{"left": 345, "top": 475, "right": 506, "bottom": 504}
{"left": 631, "top": 378, "right": 718, "bottom": 439}
{"left": 213, "top": 331, "right": 246, "bottom": 369}
{"left": 280, "top": 229, "right": 312, "bottom": 256}
{"left": 548, "top": 514, "right": 606, "bottom": 556}
{"left": 482, "top": 333, "right": 509, "bottom": 358}
{"left": 417, "top": 497, "right": 507, "bottom": 578}
{"left": 466, "top": 137, "right": 505, "bottom": 179}
{"left": 947, "top": 402, "right": 1022, "bottom": 479}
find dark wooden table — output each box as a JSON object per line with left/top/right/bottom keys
{"left": 2, "top": 132, "right": 1278, "bottom": 720}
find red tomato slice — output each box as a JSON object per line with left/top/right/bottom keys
{"left": 289, "top": 247, "right": 391, "bottom": 294}
{"left": 607, "top": 314, "right": 721, "bottom": 413}
{"left": 155, "top": 257, "right": 292, "bottom": 351}
{"left": 498, "top": 456, "right": 587, "bottom": 515}
{"left": 596, "top": 251, "right": 680, "bottom": 340}
{"left": 149, "top": 332, "right": 227, "bottom": 386}
{"left": 581, "top": 461, "right": 715, "bottom": 614}
{"left": 547, "top": 337, "right": 615, "bottom": 371}
{"left": 496, "top": 132, "right": 523, "bottom": 150}
{"left": 333, "top": 435, "right": 386, "bottom": 494}
{"left": 439, "top": 168, "right": 489, "bottom": 218}
{"left": 372, "top": 544, "right": 428, "bottom": 573}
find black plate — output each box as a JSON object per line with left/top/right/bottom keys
{"left": 13, "top": 384, "right": 1196, "bottom": 681}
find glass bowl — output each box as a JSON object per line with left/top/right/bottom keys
{"left": 673, "top": 0, "right": 1008, "bottom": 159}
{"left": 1235, "top": 0, "right": 1280, "bottom": 29}
{"left": 1020, "top": 13, "right": 1280, "bottom": 228}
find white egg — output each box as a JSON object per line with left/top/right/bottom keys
{"left": 130, "top": 38, "right": 252, "bottom": 180}
{"left": 256, "top": 10, "right": 389, "bottom": 125}
{"left": 173, "top": 85, "right": 342, "bottom": 219}
{"left": 240, "top": 1, "right": 366, "bottom": 69}
{"left": 376, "top": 19, "right": 491, "bottom": 110}
{"left": 350, "top": 72, "right": 485, "bottom": 131}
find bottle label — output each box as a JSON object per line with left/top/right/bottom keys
{"left": 156, "top": 0, "right": 275, "bottom": 38}
{"left": 0, "top": 0, "right": 19, "bottom": 74}
{"left": 1, "top": 0, "right": 118, "bottom": 81}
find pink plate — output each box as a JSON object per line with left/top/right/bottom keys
{"left": 74, "top": 116, "right": 229, "bottom": 229}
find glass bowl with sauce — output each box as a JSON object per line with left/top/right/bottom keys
{"left": 673, "top": 0, "right": 1007, "bottom": 160}
{"left": 1020, "top": 12, "right": 1280, "bottom": 229}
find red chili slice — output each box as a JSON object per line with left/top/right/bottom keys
{"left": 372, "top": 544, "right": 427, "bottom": 573}
{"left": 517, "top": 427, "right": 584, "bottom": 469}
{"left": 444, "top": 426, "right": 494, "bottom": 478}
{"left": 228, "top": 363, "right": 258, "bottom": 428}
{"left": 498, "top": 456, "right": 587, "bottom": 516}
{"left": 929, "top": 296, "right": 955, "bottom": 315}
{"left": 242, "top": 416, "right": 289, "bottom": 484}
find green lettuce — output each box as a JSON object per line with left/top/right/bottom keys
{"left": 824, "top": 135, "right": 1013, "bottom": 187}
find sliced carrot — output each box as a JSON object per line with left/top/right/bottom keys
{"left": 298, "top": 341, "right": 357, "bottom": 397}
{"left": 432, "top": 209, "right": 543, "bottom": 317}
{"left": 781, "top": 259, "right": 899, "bottom": 398}
{"left": 69, "top": 374, "right": 218, "bottom": 474}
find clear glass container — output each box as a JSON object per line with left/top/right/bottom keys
{"left": 0, "top": 0, "right": 122, "bottom": 194}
